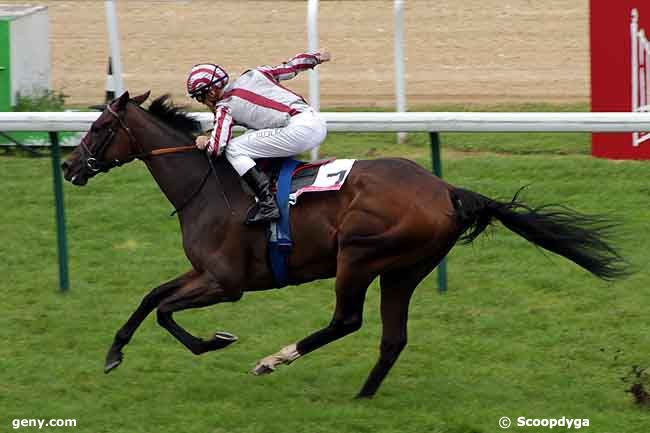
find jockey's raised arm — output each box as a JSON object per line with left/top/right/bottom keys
{"left": 186, "top": 49, "right": 330, "bottom": 225}
{"left": 257, "top": 51, "right": 331, "bottom": 82}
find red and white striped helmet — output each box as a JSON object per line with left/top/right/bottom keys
{"left": 186, "top": 63, "right": 229, "bottom": 98}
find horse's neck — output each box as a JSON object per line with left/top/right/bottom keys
{"left": 128, "top": 106, "right": 246, "bottom": 222}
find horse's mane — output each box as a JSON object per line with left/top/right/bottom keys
{"left": 146, "top": 94, "right": 202, "bottom": 136}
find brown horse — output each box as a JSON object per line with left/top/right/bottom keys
{"left": 61, "top": 91, "right": 626, "bottom": 398}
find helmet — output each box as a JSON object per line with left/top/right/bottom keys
{"left": 186, "top": 63, "right": 229, "bottom": 98}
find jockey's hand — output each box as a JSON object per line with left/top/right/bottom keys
{"left": 195, "top": 135, "right": 210, "bottom": 151}
{"left": 319, "top": 50, "right": 331, "bottom": 63}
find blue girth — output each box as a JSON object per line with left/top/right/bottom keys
{"left": 268, "top": 158, "right": 300, "bottom": 287}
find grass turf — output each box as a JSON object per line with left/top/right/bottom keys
{"left": 1, "top": 115, "right": 649, "bottom": 433}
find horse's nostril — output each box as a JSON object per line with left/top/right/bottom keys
{"left": 61, "top": 161, "right": 69, "bottom": 170}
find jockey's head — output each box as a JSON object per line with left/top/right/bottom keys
{"left": 186, "top": 63, "right": 229, "bottom": 107}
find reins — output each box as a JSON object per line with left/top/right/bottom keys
{"left": 133, "top": 146, "right": 233, "bottom": 217}
{"left": 141, "top": 145, "right": 198, "bottom": 157}
{"left": 168, "top": 153, "right": 233, "bottom": 216}
{"left": 83, "top": 104, "right": 200, "bottom": 172}
{"left": 121, "top": 144, "right": 232, "bottom": 217}
{"left": 87, "top": 102, "right": 233, "bottom": 217}
{"left": 170, "top": 160, "right": 213, "bottom": 216}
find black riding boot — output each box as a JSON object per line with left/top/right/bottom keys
{"left": 242, "top": 166, "right": 280, "bottom": 225}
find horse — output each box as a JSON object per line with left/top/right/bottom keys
{"left": 61, "top": 91, "right": 627, "bottom": 398}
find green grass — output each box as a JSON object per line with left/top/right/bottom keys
{"left": 1, "top": 122, "right": 650, "bottom": 433}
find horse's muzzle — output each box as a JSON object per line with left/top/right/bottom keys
{"left": 61, "top": 159, "right": 89, "bottom": 186}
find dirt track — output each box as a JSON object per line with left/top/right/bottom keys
{"left": 5, "top": 0, "right": 590, "bottom": 107}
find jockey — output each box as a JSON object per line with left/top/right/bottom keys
{"left": 186, "top": 50, "right": 331, "bottom": 224}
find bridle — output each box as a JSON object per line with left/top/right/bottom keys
{"left": 79, "top": 101, "right": 232, "bottom": 215}
{"left": 80, "top": 103, "right": 196, "bottom": 173}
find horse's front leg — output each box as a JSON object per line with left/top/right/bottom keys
{"left": 105, "top": 269, "right": 198, "bottom": 373}
{"left": 155, "top": 271, "right": 242, "bottom": 355}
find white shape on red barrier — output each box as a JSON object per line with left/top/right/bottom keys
{"left": 632, "top": 8, "right": 650, "bottom": 146}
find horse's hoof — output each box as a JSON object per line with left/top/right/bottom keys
{"left": 251, "top": 363, "right": 275, "bottom": 376}
{"left": 204, "top": 331, "right": 238, "bottom": 352}
{"left": 104, "top": 350, "right": 123, "bottom": 374}
{"left": 214, "top": 331, "right": 238, "bottom": 343}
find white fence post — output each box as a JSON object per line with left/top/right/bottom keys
{"left": 632, "top": 9, "right": 638, "bottom": 131}
{"left": 631, "top": 8, "right": 650, "bottom": 147}
{"left": 308, "top": 0, "right": 320, "bottom": 161}
{"left": 105, "top": 0, "right": 124, "bottom": 97}
{"left": 394, "top": 0, "right": 407, "bottom": 144}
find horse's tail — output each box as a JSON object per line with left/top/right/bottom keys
{"left": 450, "top": 187, "right": 629, "bottom": 281}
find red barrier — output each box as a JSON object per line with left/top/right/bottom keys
{"left": 590, "top": 1, "right": 650, "bottom": 159}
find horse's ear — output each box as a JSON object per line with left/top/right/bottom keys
{"left": 115, "top": 91, "right": 130, "bottom": 109}
{"left": 131, "top": 91, "right": 151, "bottom": 106}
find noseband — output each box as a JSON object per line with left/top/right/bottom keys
{"left": 80, "top": 104, "right": 197, "bottom": 173}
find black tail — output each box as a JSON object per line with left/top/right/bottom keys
{"left": 451, "top": 187, "right": 629, "bottom": 281}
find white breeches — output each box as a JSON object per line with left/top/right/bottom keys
{"left": 225, "top": 108, "right": 327, "bottom": 176}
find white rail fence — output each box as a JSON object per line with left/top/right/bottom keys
{"left": 632, "top": 8, "right": 650, "bottom": 147}
{"left": 3, "top": 112, "right": 650, "bottom": 136}
{"left": 4, "top": 111, "right": 650, "bottom": 293}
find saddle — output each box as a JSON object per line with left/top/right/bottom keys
{"left": 258, "top": 157, "right": 336, "bottom": 197}
{"left": 256, "top": 157, "right": 356, "bottom": 288}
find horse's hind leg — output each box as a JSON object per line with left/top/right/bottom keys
{"left": 356, "top": 259, "right": 438, "bottom": 398}
{"left": 252, "top": 263, "right": 375, "bottom": 375}
{"left": 156, "top": 273, "right": 242, "bottom": 355}
{"left": 104, "top": 269, "right": 198, "bottom": 373}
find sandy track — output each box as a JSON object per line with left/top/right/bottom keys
{"left": 4, "top": 0, "right": 589, "bottom": 107}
